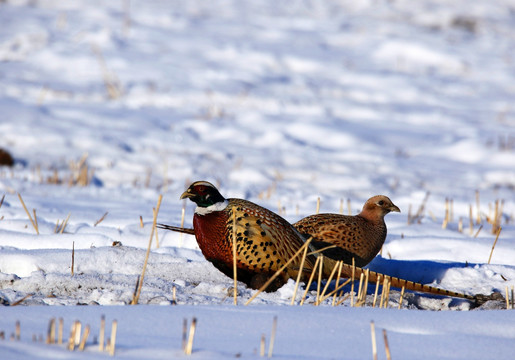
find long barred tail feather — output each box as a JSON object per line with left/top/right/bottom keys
{"left": 334, "top": 261, "right": 499, "bottom": 305}
{"left": 156, "top": 223, "right": 195, "bottom": 235}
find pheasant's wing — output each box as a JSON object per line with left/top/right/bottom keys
{"left": 294, "top": 213, "right": 371, "bottom": 265}
{"left": 294, "top": 213, "right": 362, "bottom": 249}
{"left": 227, "top": 199, "right": 315, "bottom": 277}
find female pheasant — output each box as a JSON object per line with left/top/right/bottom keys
{"left": 293, "top": 195, "right": 400, "bottom": 267}
{"left": 158, "top": 181, "right": 316, "bottom": 291}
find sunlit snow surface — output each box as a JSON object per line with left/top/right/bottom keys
{"left": 1, "top": 0, "right": 515, "bottom": 359}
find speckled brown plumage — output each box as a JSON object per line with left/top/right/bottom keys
{"left": 293, "top": 195, "right": 400, "bottom": 267}
{"left": 158, "top": 181, "right": 316, "bottom": 291}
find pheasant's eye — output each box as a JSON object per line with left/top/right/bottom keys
{"left": 378, "top": 200, "right": 385, "bottom": 206}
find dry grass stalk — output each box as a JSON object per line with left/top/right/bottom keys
{"left": 246, "top": 238, "right": 313, "bottom": 306}
{"left": 355, "top": 273, "right": 365, "bottom": 307}
{"left": 407, "top": 204, "right": 412, "bottom": 225}
{"left": 362, "top": 269, "right": 370, "bottom": 305}
{"left": 11, "top": 293, "right": 32, "bottom": 306}
{"left": 94, "top": 212, "right": 108, "bottom": 227}
{"left": 379, "top": 277, "right": 387, "bottom": 308}
{"left": 172, "top": 286, "right": 177, "bottom": 305}
{"left": 144, "top": 168, "right": 152, "bottom": 188}
{"left": 182, "top": 318, "right": 188, "bottom": 351}
{"left": 339, "top": 198, "right": 343, "bottom": 214}
{"left": 184, "top": 318, "right": 197, "bottom": 356}
{"left": 506, "top": 286, "right": 510, "bottom": 310}
{"left": 350, "top": 258, "right": 356, "bottom": 307}
{"left": 323, "top": 278, "right": 352, "bottom": 304}
{"left": 232, "top": 207, "right": 238, "bottom": 305}
{"left": 450, "top": 199, "right": 454, "bottom": 222}
{"left": 139, "top": 215, "right": 144, "bottom": 228}
{"left": 469, "top": 205, "right": 474, "bottom": 235}
{"left": 268, "top": 316, "right": 277, "bottom": 358}
{"left": 347, "top": 199, "right": 352, "bottom": 215}
{"left": 179, "top": 204, "right": 186, "bottom": 244}
{"left": 307, "top": 244, "right": 337, "bottom": 256}
{"left": 290, "top": 237, "right": 312, "bottom": 305}
{"left": 68, "top": 153, "right": 94, "bottom": 187}
{"left": 152, "top": 208, "right": 160, "bottom": 248}
{"left": 398, "top": 286, "right": 406, "bottom": 309}
{"left": 383, "top": 329, "right": 392, "bottom": 360}
{"left": 335, "top": 293, "right": 350, "bottom": 306}
{"left": 316, "top": 197, "right": 320, "bottom": 214}
{"left": 317, "top": 278, "right": 351, "bottom": 305}
{"left": 497, "top": 200, "right": 504, "bottom": 230}
{"left": 109, "top": 320, "right": 118, "bottom": 356}
{"left": 511, "top": 285, "right": 514, "bottom": 310}
{"left": 409, "top": 191, "right": 430, "bottom": 225}
{"left": 132, "top": 194, "right": 163, "bottom": 305}
{"left": 490, "top": 200, "right": 504, "bottom": 234}
{"left": 58, "top": 318, "right": 63, "bottom": 345}
{"left": 332, "top": 261, "right": 344, "bottom": 306}
{"left": 317, "top": 259, "right": 340, "bottom": 305}
{"left": 78, "top": 325, "right": 90, "bottom": 351}
{"left": 18, "top": 193, "right": 39, "bottom": 234}
{"left": 473, "top": 225, "right": 483, "bottom": 238}
{"left": 316, "top": 255, "right": 324, "bottom": 304}
{"left": 91, "top": 45, "right": 122, "bottom": 100}
{"left": 99, "top": 315, "right": 105, "bottom": 352}
{"left": 384, "top": 280, "right": 392, "bottom": 308}
{"left": 74, "top": 321, "right": 82, "bottom": 346}
{"left": 487, "top": 227, "right": 502, "bottom": 264}
{"left": 71, "top": 241, "right": 75, "bottom": 276}
{"left": 0, "top": 194, "right": 5, "bottom": 209}
{"left": 58, "top": 213, "right": 71, "bottom": 234}
{"left": 67, "top": 322, "right": 77, "bottom": 351}
{"left": 33, "top": 209, "right": 38, "bottom": 232}
{"left": 458, "top": 217, "right": 463, "bottom": 233}
{"left": 131, "top": 275, "right": 140, "bottom": 304}
{"left": 15, "top": 321, "right": 20, "bottom": 341}
{"left": 260, "top": 334, "right": 266, "bottom": 357}
{"left": 442, "top": 198, "right": 449, "bottom": 229}
{"left": 476, "top": 190, "right": 481, "bottom": 225}
{"left": 46, "top": 318, "right": 56, "bottom": 344}
{"left": 300, "top": 254, "right": 321, "bottom": 306}
{"left": 371, "top": 321, "right": 378, "bottom": 360}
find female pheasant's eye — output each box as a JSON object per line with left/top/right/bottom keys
{"left": 378, "top": 200, "right": 385, "bottom": 206}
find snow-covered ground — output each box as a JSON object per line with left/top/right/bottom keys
{"left": 1, "top": 0, "right": 515, "bottom": 358}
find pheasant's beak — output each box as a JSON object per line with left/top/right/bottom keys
{"left": 390, "top": 204, "right": 401, "bottom": 213}
{"left": 180, "top": 188, "right": 194, "bottom": 200}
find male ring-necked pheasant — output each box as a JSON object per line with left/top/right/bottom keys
{"left": 293, "top": 195, "right": 400, "bottom": 267}
{"left": 158, "top": 181, "right": 316, "bottom": 291}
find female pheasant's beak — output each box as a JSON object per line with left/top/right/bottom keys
{"left": 390, "top": 204, "right": 401, "bottom": 213}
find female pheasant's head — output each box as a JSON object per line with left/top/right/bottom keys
{"left": 180, "top": 181, "right": 228, "bottom": 214}
{"left": 360, "top": 195, "right": 400, "bottom": 221}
